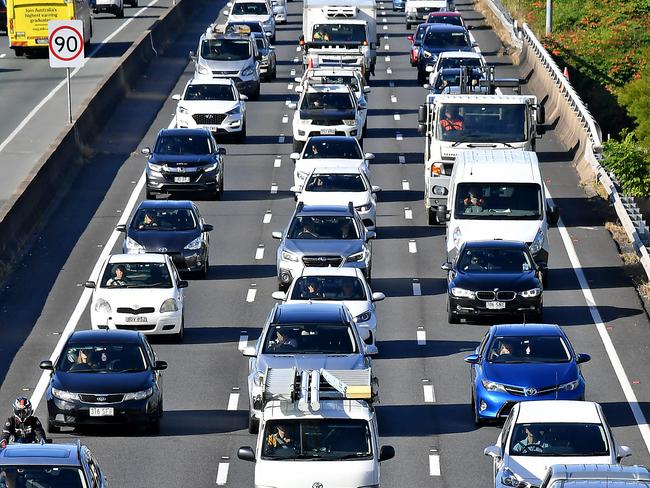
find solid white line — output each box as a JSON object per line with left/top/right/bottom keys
{"left": 30, "top": 170, "right": 146, "bottom": 410}
{"left": 408, "top": 240, "right": 417, "bottom": 253}
{"left": 416, "top": 327, "right": 426, "bottom": 344}
{"left": 293, "top": 57, "right": 299, "bottom": 63}
{"left": 412, "top": 280, "right": 421, "bottom": 295}
{"left": 382, "top": 17, "right": 387, "bottom": 22}
{"left": 396, "top": 132, "right": 403, "bottom": 141}
{"left": 263, "top": 212, "right": 272, "bottom": 224}
{"left": 394, "top": 114, "right": 401, "bottom": 121}
{"left": 227, "top": 393, "right": 240, "bottom": 411}
{"left": 282, "top": 115, "right": 289, "bottom": 123}
{"left": 404, "top": 207, "right": 412, "bottom": 220}
{"left": 402, "top": 180, "right": 410, "bottom": 190}
{"left": 255, "top": 246, "right": 264, "bottom": 260}
{"left": 549, "top": 186, "right": 650, "bottom": 454}
{"left": 429, "top": 454, "right": 441, "bottom": 476}
{"left": 274, "top": 157, "right": 281, "bottom": 167}
{"left": 216, "top": 463, "right": 229, "bottom": 485}
{"left": 238, "top": 333, "right": 249, "bottom": 351}
{"left": 0, "top": 0, "right": 160, "bottom": 154}
{"left": 423, "top": 384, "right": 435, "bottom": 402}
{"left": 270, "top": 183, "right": 278, "bottom": 194}
{"left": 246, "top": 287, "right": 257, "bottom": 302}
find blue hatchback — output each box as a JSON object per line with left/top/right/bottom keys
{"left": 465, "top": 323, "right": 590, "bottom": 425}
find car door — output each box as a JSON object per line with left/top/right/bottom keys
{"left": 143, "top": 336, "right": 163, "bottom": 393}
{"left": 194, "top": 203, "right": 210, "bottom": 250}
{"left": 168, "top": 256, "right": 184, "bottom": 309}
{"left": 472, "top": 330, "right": 490, "bottom": 391}
{"left": 251, "top": 308, "right": 275, "bottom": 373}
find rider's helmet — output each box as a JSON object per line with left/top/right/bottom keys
{"left": 13, "top": 397, "right": 33, "bottom": 423}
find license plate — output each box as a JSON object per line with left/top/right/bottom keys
{"left": 320, "top": 128, "right": 335, "bottom": 135}
{"left": 125, "top": 316, "right": 148, "bottom": 323}
{"left": 174, "top": 177, "right": 190, "bottom": 183}
{"left": 486, "top": 301, "right": 505, "bottom": 310}
{"left": 89, "top": 407, "right": 114, "bottom": 417}
{"left": 205, "top": 125, "right": 220, "bottom": 131}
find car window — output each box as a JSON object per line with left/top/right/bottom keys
{"left": 287, "top": 216, "right": 360, "bottom": 239}
{"left": 290, "top": 276, "right": 367, "bottom": 300}
{"left": 437, "top": 102, "right": 527, "bottom": 143}
{"left": 453, "top": 183, "right": 542, "bottom": 220}
{"left": 184, "top": 84, "right": 236, "bottom": 101}
{"left": 487, "top": 335, "right": 571, "bottom": 363}
{"left": 439, "top": 57, "right": 482, "bottom": 69}
{"left": 255, "top": 38, "right": 265, "bottom": 50}
{"left": 262, "top": 324, "right": 356, "bottom": 354}
{"left": 414, "top": 25, "right": 427, "bottom": 43}
{"left": 477, "top": 331, "right": 490, "bottom": 356}
{"left": 0, "top": 467, "right": 85, "bottom": 487}
{"left": 154, "top": 134, "right": 211, "bottom": 155}
{"left": 301, "top": 92, "right": 354, "bottom": 110}
{"left": 456, "top": 247, "right": 534, "bottom": 273}
{"left": 428, "top": 15, "right": 463, "bottom": 26}
{"left": 200, "top": 38, "right": 251, "bottom": 61}
{"left": 302, "top": 139, "right": 362, "bottom": 159}
{"left": 58, "top": 343, "right": 148, "bottom": 373}
{"left": 304, "top": 174, "right": 367, "bottom": 192}
{"left": 312, "top": 23, "right": 366, "bottom": 43}
{"left": 100, "top": 262, "right": 173, "bottom": 289}
{"left": 423, "top": 29, "right": 470, "bottom": 48}
{"left": 131, "top": 208, "right": 197, "bottom": 231}
{"left": 509, "top": 423, "right": 609, "bottom": 457}
{"left": 231, "top": 1, "right": 268, "bottom": 14}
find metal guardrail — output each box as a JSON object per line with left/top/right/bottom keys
{"left": 484, "top": 2, "right": 650, "bottom": 280}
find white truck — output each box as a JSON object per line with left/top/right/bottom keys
{"left": 405, "top": 0, "right": 453, "bottom": 29}
{"left": 417, "top": 93, "right": 546, "bottom": 225}
{"left": 301, "top": 0, "right": 378, "bottom": 78}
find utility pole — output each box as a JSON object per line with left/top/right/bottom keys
{"left": 545, "top": 0, "right": 553, "bottom": 34}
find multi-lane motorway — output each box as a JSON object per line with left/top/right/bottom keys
{"left": 1, "top": 0, "right": 650, "bottom": 485}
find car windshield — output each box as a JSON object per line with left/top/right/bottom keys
{"left": 434, "top": 70, "right": 484, "bottom": 93}
{"left": 436, "top": 102, "right": 527, "bottom": 142}
{"left": 310, "top": 75, "right": 360, "bottom": 92}
{"left": 154, "top": 135, "right": 211, "bottom": 155}
{"left": 312, "top": 23, "right": 367, "bottom": 43}
{"left": 428, "top": 14, "right": 463, "bottom": 26}
{"left": 261, "top": 419, "right": 372, "bottom": 460}
{"left": 304, "top": 174, "right": 367, "bottom": 192}
{"left": 100, "top": 262, "right": 173, "bottom": 289}
{"left": 423, "top": 30, "right": 469, "bottom": 48}
{"left": 57, "top": 343, "right": 148, "bottom": 373}
{"left": 184, "top": 84, "right": 235, "bottom": 101}
{"left": 438, "top": 57, "right": 482, "bottom": 70}
{"left": 457, "top": 247, "right": 534, "bottom": 274}
{"left": 487, "top": 335, "right": 571, "bottom": 363}
{"left": 509, "top": 423, "right": 609, "bottom": 457}
{"left": 290, "top": 276, "right": 367, "bottom": 300}
{"left": 231, "top": 1, "right": 268, "bottom": 14}
{"left": 287, "top": 216, "right": 360, "bottom": 239}
{"left": 131, "top": 208, "right": 198, "bottom": 231}
{"left": 454, "top": 183, "right": 543, "bottom": 220}
{"left": 0, "top": 467, "right": 85, "bottom": 488}
{"left": 302, "top": 139, "right": 362, "bottom": 159}
{"left": 301, "top": 92, "right": 354, "bottom": 110}
{"left": 263, "top": 324, "right": 356, "bottom": 354}
{"left": 200, "top": 38, "right": 251, "bottom": 61}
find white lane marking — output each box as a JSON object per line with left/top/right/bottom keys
{"left": 385, "top": 56, "right": 390, "bottom": 62}
{"left": 386, "top": 67, "right": 392, "bottom": 74}
{"left": 282, "top": 115, "right": 289, "bottom": 123}
{"left": 30, "top": 170, "right": 147, "bottom": 409}
{"left": 263, "top": 211, "right": 272, "bottom": 223}
{"left": 278, "top": 134, "right": 285, "bottom": 143}
{"left": 402, "top": 180, "right": 410, "bottom": 190}
{"left": 216, "top": 463, "right": 229, "bottom": 485}
{"left": 285, "top": 99, "right": 291, "bottom": 106}
{"left": 412, "top": 279, "right": 421, "bottom": 295}
{"left": 398, "top": 154, "right": 405, "bottom": 164}
{"left": 381, "top": 10, "right": 386, "bottom": 15}
{"left": 0, "top": 0, "right": 160, "bottom": 155}
{"left": 394, "top": 114, "right": 400, "bottom": 121}
{"left": 255, "top": 245, "right": 264, "bottom": 260}
{"left": 227, "top": 393, "right": 240, "bottom": 411}
{"left": 383, "top": 17, "right": 387, "bottom": 22}
{"left": 384, "top": 35, "right": 389, "bottom": 39}
{"left": 0, "top": 54, "right": 6, "bottom": 59}
{"left": 238, "top": 332, "right": 249, "bottom": 351}
{"left": 549, "top": 186, "right": 650, "bottom": 454}
{"left": 293, "top": 57, "right": 299, "bottom": 63}
{"left": 391, "top": 95, "right": 397, "bottom": 103}
{"left": 429, "top": 453, "right": 441, "bottom": 476}
{"left": 404, "top": 207, "right": 412, "bottom": 219}
{"left": 409, "top": 240, "right": 417, "bottom": 254}
{"left": 423, "top": 384, "right": 435, "bottom": 402}
{"left": 287, "top": 83, "right": 294, "bottom": 90}
{"left": 416, "top": 326, "right": 426, "bottom": 344}
{"left": 246, "top": 286, "right": 257, "bottom": 302}
{"left": 270, "top": 183, "right": 278, "bottom": 194}
{"left": 295, "top": 45, "right": 301, "bottom": 51}
{"left": 396, "top": 132, "right": 403, "bottom": 141}
{"left": 274, "top": 157, "right": 282, "bottom": 167}
{"left": 383, "top": 25, "right": 388, "bottom": 30}
{"left": 291, "top": 69, "right": 296, "bottom": 76}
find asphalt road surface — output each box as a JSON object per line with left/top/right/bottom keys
{"left": 0, "top": 0, "right": 649, "bottom": 486}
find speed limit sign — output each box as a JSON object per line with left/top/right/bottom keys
{"left": 48, "top": 20, "right": 85, "bottom": 68}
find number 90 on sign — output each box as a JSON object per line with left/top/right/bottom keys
{"left": 48, "top": 20, "right": 85, "bottom": 68}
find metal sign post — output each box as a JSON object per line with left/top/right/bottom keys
{"left": 48, "top": 20, "right": 85, "bottom": 124}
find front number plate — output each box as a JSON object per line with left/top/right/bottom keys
{"left": 174, "top": 177, "right": 191, "bottom": 183}
{"left": 125, "top": 316, "right": 148, "bottom": 323}
{"left": 486, "top": 301, "right": 505, "bottom": 310}
{"left": 320, "top": 128, "right": 335, "bottom": 135}
{"left": 89, "top": 407, "right": 114, "bottom": 417}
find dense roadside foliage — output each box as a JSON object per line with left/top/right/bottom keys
{"left": 603, "top": 132, "right": 650, "bottom": 198}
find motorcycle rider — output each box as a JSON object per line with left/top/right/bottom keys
{"left": 1, "top": 397, "right": 46, "bottom": 448}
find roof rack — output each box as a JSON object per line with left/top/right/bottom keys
{"left": 206, "top": 23, "right": 251, "bottom": 38}
{"left": 262, "top": 367, "right": 376, "bottom": 412}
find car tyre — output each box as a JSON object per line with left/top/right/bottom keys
{"left": 292, "top": 139, "right": 304, "bottom": 153}
{"left": 362, "top": 123, "right": 368, "bottom": 138}
{"left": 235, "top": 122, "right": 247, "bottom": 143}
{"left": 130, "top": 0, "right": 138, "bottom": 6}
{"left": 406, "top": 22, "right": 411, "bottom": 29}
{"left": 251, "top": 84, "right": 261, "bottom": 100}
{"left": 427, "top": 207, "right": 437, "bottom": 225}
{"left": 148, "top": 416, "right": 161, "bottom": 434}
{"left": 14, "top": 47, "right": 24, "bottom": 57}
{"left": 541, "top": 268, "right": 549, "bottom": 287}
{"left": 417, "top": 69, "right": 426, "bottom": 84}
{"left": 146, "top": 189, "right": 156, "bottom": 200}
{"left": 47, "top": 420, "right": 61, "bottom": 434}
{"left": 116, "top": 3, "right": 124, "bottom": 17}
{"left": 248, "top": 414, "right": 259, "bottom": 434}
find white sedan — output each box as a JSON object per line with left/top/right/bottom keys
{"left": 271, "top": 267, "right": 384, "bottom": 345}
{"left": 484, "top": 400, "right": 632, "bottom": 488}
{"left": 86, "top": 253, "right": 187, "bottom": 341}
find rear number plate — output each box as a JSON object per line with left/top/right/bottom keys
{"left": 486, "top": 301, "right": 505, "bottom": 310}
{"left": 320, "top": 128, "right": 335, "bottom": 135}
{"left": 90, "top": 407, "right": 114, "bottom": 417}
{"left": 125, "top": 316, "right": 148, "bottom": 323}
{"left": 174, "top": 177, "right": 190, "bottom": 183}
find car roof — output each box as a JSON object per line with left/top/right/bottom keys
{"left": 438, "top": 51, "right": 483, "bottom": 59}
{"left": 158, "top": 128, "right": 210, "bottom": 137}
{"left": 108, "top": 253, "right": 167, "bottom": 264}
{"left": 296, "top": 204, "right": 354, "bottom": 216}
{"left": 424, "top": 23, "right": 467, "bottom": 32}
{"left": 136, "top": 200, "right": 195, "bottom": 210}
{"left": 299, "top": 267, "right": 362, "bottom": 278}
{"left": 454, "top": 150, "right": 541, "bottom": 184}
{"left": 67, "top": 329, "right": 143, "bottom": 344}
{"left": 305, "top": 84, "right": 352, "bottom": 93}
{"left": 490, "top": 323, "right": 563, "bottom": 337}
{"left": 548, "top": 464, "right": 650, "bottom": 481}
{"left": 187, "top": 77, "right": 234, "bottom": 86}
{"left": 273, "top": 302, "right": 350, "bottom": 325}
{"left": 516, "top": 401, "right": 603, "bottom": 424}
{"left": 305, "top": 135, "right": 359, "bottom": 144}
{"left": 428, "top": 10, "right": 462, "bottom": 16}
{"left": 0, "top": 444, "right": 81, "bottom": 467}
{"left": 264, "top": 399, "right": 373, "bottom": 421}
{"left": 462, "top": 240, "right": 528, "bottom": 250}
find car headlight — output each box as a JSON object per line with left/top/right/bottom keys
{"left": 178, "top": 105, "right": 189, "bottom": 115}
{"left": 160, "top": 298, "right": 179, "bottom": 313}
{"left": 558, "top": 379, "right": 580, "bottom": 391}
{"left": 203, "top": 162, "right": 219, "bottom": 172}
{"left": 226, "top": 105, "right": 241, "bottom": 115}
{"left": 481, "top": 379, "right": 506, "bottom": 392}
{"left": 52, "top": 388, "right": 80, "bottom": 402}
{"left": 148, "top": 162, "right": 163, "bottom": 172}
{"left": 241, "top": 65, "right": 255, "bottom": 77}
{"left": 197, "top": 64, "right": 210, "bottom": 75}
{"left": 354, "top": 311, "right": 372, "bottom": 322}
{"left": 281, "top": 250, "right": 299, "bottom": 262}
{"left": 347, "top": 249, "right": 368, "bottom": 263}
{"left": 94, "top": 298, "right": 112, "bottom": 314}
{"left": 125, "top": 236, "right": 145, "bottom": 253}
{"left": 452, "top": 226, "right": 463, "bottom": 249}
{"left": 519, "top": 287, "right": 541, "bottom": 298}
{"left": 450, "top": 287, "right": 475, "bottom": 299}
{"left": 343, "top": 119, "right": 356, "bottom": 126}
{"left": 529, "top": 227, "right": 544, "bottom": 254}
{"left": 355, "top": 204, "right": 371, "bottom": 212}
{"left": 124, "top": 387, "right": 154, "bottom": 401}
{"left": 501, "top": 467, "right": 522, "bottom": 487}
{"left": 433, "top": 185, "right": 448, "bottom": 196}
{"left": 184, "top": 236, "right": 203, "bottom": 250}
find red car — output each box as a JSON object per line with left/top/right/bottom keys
{"left": 407, "top": 23, "right": 429, "bottom": 67}
{"left": 426, "top": 11, "right": 467, "bottom": 29}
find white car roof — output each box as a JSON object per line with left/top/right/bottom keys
{"left": 438, "top": 51, "right": 484, "bottom": 60}
{"left": 305, "top": 84, "right": 352, "bottom": 94}
{"left": 187, "top": 78, "right": 235, "bottom": 86}
{"left": 299, "top": 267, "right": 362, "bottom": 278}
{"left": 516, "top": 401, "right": 603, "bottom": 424}
{"left": 108, "top": 253, "right": 167, "bottom": 264}
{"left": 263, "top": 399, "right": 374, "bottom": 421}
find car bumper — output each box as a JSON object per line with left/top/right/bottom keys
{"left": 146, "top": 167, "right": 220, "bottom": 194}
{"left": 46, "top": 394, "right": 161, "bottom": 427}
{"left": 91, "top": 309, "right": 183, "bottom": 335}
{"left": 448, "top": 294, "right": 542, "bottom": 318}
{"left": 293, "top": 124, "right": 361, "bottom": 142}
{"left": 176, "top": 113, "right": 244, "bottom": 134}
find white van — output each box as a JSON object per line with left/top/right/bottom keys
{"left": 438, "top": 150, "right": 558, "bottom": 284}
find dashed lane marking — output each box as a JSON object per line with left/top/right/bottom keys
{"left": 274, "top": 157, "right": 282, "bottom": 167}
{"left": 391, "top": 95, "right": 398, "bottom": 103}
{"left": 290, "top": 69, "right": 296, "bottom": 76}
{"left": 278, "top": 134, "right": 285, "bottom": 143}
{"left": 402, "top": 180, "right": 410, "bottom": 190}
{"left": 238, "top": 332, "right": 249, "bottom": 350}
{"left": 293, "top": 57, "right": 299, "bottom": 63}
{"left": 282, "top": 115, "right": 289, "bottom": 123}
{"left": 0, "top": 54, "right": 5, "bottom": 59}
{"left": 263, "top": 211, "right": 272, "bottom": 224}
{"left": 396, "top": 132, "right": 403, "bottom": 141}
{"left": 429, "top": 452, "right": 441, "bottom": 476}
{"left": 383, "top": 25, "right": 388, "bottom": 30}
{"left": 227, "top": 392, "right": 240, "bottom": 411}
{"left": 270, "top": 183, "right": 278, "bottom": 194}
{"left": 216, "top": 462, "right": 229, "bottom": 485}
{"left": 398, "top": 154, "right": 405, "bottom": 164}
{"left": 246, "top": 285, "right": 257, "bottom": 303}
{"left": 404, "top": 207, "right": 412, "bottom": 220}
{"left": 394, "top": 114, "right": 400, "bottom": 121}
{"left": 409, "top": 240, "right": 417, "bottom": 253}
{"left": 287, "top": 83, "right": 294, "bottom": 90}
{"left": 385, "top": 56, "right": 390, "bottom": 62}
{"left": 255, "top": 245, "right": 265, "bottom": 260}
{"left": 416, "top": 326, "right": 426, "bottom": 343}
{"left": 423, "top": 383, "right": 435, "bottom": 402}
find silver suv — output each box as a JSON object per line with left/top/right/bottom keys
{"left": 272, "top": 202, "right": 375, "bottom": 290}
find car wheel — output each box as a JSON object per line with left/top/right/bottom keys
{"left": 198, "top": 258, "right": 209, "bottom": 279}
{"left": 417, "top": 70, "right": 426, "bottom": 84}
{"left": 406, "top": 22, "right": 411, "bottom": 29}
{"left": 116, "top": 4, "right": 124, "bottom": 17}
{"left": 529, "top": 306, "right": 543, "bottom": 322}
{"left": 366, "top": 266, "right": 372, "bottom": 282}
{"left": 248, "top": 414, "right": 259, "bottom": 434}
{"left": 362, "top": 123, "right": 368, "bottom": 138}
{"left": 251, "top": 84, "right": 261, "bottom": 100}
{"left": 47, "top": 420, "right": 61, "bottom": 434}
{"left": 427, "top": 207, "right": 437, "bottom": 225}
{"left": 271, "top": 66, "right": 277, "bottom": 80}
{"left": 14, "top": 47, "right": 24, "bottom": 57}
{"left": 148, "top": 416, "right": 161, "bottom": 434}
{"left": 292, "top": 139, "right": 303, "bottom": 152}
{"left": 541, "top": 268, "right": 549, "bottom": 287}
{"left": 131, "top": 0, "right": 138, "bottom": 6}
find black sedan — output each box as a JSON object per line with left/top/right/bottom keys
{"left": 443, "top": 240, "right": 543, "bottom": 323}
{"left": 143, "top": 128, "right": 226, "bottom": 200}
{"left": 40, "top": 330, "right": 166, "bottom": 434}
{"left": 117, "top": 200, "right": 212, "bottom": 277}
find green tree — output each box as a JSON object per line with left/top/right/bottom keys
{"left": 603, "top": 131, "right": 650, "bottom": 197}
{"left": 618, "top": 55, "right": 650, "bottom": 149}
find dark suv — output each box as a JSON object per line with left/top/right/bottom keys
{"left": 143, "top": 128, "right": 226, "bottom": 200}
{"left": 416, "top": 24, "right": 475, "bottom": 83}
{"left": 0, "top": 442, "right": 107, "bottom": 487}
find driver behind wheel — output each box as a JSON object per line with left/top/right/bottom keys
{"left": 511, "top": 425, "right": 549, "bottom": 454}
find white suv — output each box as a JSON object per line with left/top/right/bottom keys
{"left": 227, "top": 0, "right": 276, "bottom": 42}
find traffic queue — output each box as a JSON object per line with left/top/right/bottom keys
{"left": 0, "top": 0, "right": 648, "bottom": 486}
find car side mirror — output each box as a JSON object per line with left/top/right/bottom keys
{"left": 536, "top": 124, "right": 546, "bottom": 136}
{"left": 371, "top": 185, "right": 382, "bottom": 194}
{"left": 359, "top": 100, "right": 367, "bottom": 109}
{"left": 217, "top": 147, "right": 227, "bottom": 156}
{"left": 242, "top": 346, "right": 257, "bottom": 357}
{"left": 203, "top": 224, "right": 214, "bottom": 232}
{"left": 617, "top": 445, "right": 632, "bottom": 461}
{"left": 265, "top": 31, "right": 272, "bottom": 37}
{"left": 84, "top": 281, "right": 96, "bottom": 289}
{"left": 484, "top": 445, "right": 502, "bottom": 459}
{"left": 271, "top": 231, "right": 283, "bottom": 239}
{"left": 576, "top": 353, "right": 591, "bottom": 364}
{"left": 154, "top": 360, "right": 168, "bottom": 370}
{"left": 256, "top": 53, "right": 262, "bottom": 61}
{"left": 364, "top": 152, "right": 375, "bottom": 160}
{"left": 287, "top": 102, "right": 297, "bottom": 110}
{"left": 437, "top": 205, "right": 448, "bottom": 223}
{"left": 423, "top": 83, "right": 431, "bottom": 90}
{"left": 272, "top": 291, "right": 287, "bottom": 300}
{"left": 537, "top": 104, "right": 546, "bottom": 125}
{"left": 141, "top": 147, "right": 151, "bottom": 156}
{"left": 371, "top": 292, "right": 385, "bottom": 302}
{"left": 379, "top": 445, "right": 395, "bottom": 462}
{"left": 240, "top": 94, "right": 248, "bottom": 101}
{"left": 363, "top": 86, "right": 371, "bottom": 94}
{"left": 178, "top": 280, "right": 189, "bottom": 289}
{"left": 366, "top": 231, "right": 376, "bottom": 240}
{"left": 189, "top": 51, "right": 196, "bottom": 60}
{"left": 464, "top": 354, "right": 480, "bottom": 364}
{"left": 364, "top": 344, "right": 379, "bottom": 356}
{"left": 238, "top": 447, "right": 256, "bottom": 462}
{"left": 290, "top": 152, "right": 300, "bottom": 160}
{"left": 289, "top": 185, "right": 300, "bottom": 193}
{"left": 546, "top": 205, "right": 559, "bottom": 226}
{"left": 441, "top": 262, "right": 452, "bottom": 271}
{"left": 172, "top": 94, "right": 181, "bottom": 101}
{"left": 116, "top": 224, "right": 126, "bottom": 232}
{"left": 39, "top": 360, "right": 54, "bottom": 370}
